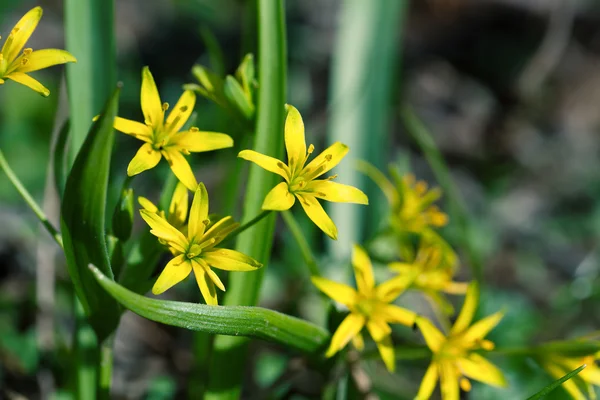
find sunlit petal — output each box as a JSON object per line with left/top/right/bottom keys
{"left": 301, "top": 142, "right": 348, "bottom": 179}
{"left": 416, "top": 317, "right": 446, "bottom": 353}
{"left": 141, "top": 66, "right": 163, "bottom": 129}
{"left": 325, "top": 313, "right": 366, "bottom": 357}
{"left": 375, "top": 275, "right": 411, "bottom": 303}
{"left": 378, "top": 304, "right": 417, "bottom": 327}
{"left": 262, "top": 182, "right": 295, "bottom": 210}
{"left": 311, "top": 276, "right": 357, "bottom": 308}
{"left": 451, "top": 281, "right": 479, "bottom": 335}
{"left": 461, "top": 311, "right": 504, "bottom": 345}
{"left": 163, "top": 148, "right": 198, "bottom": 191}
{"left": 5, "top": 72, "right": 49, "bottom": 96}
{"left": 351, "top": 244, "right": 375, "bottom": 294}
{"left": 297, "top": 194, "right": 337, "bottom": 240}
{"left": 191, "top": 259, "right": 218, "bottom": 305}
{"left": 138, "top": 196, "right": 159, "bottom": 213}
{"left": 284, "top": 104, "right": 306, "bottom": 173}
{"left": 168, "top": 182, "right": 189, "bottom": 227}
{"left": 375, "top": 334, "right": 396, "bottom": 372}
{"left": 440, "top": 362, "right": 460, "bottom": 400}
{"left": 113, "top": 117, "right": 152, "bottom": 142}
{"left": 416, "top": 363, "right": 439, "bottom": 400}
{"left": 202, "top": 216, "right": 239, "bottom": 246}
{"left": 366, "top": 318, "right": 392, "bottom": 342}
{"left": 201, "top": 248, "right": 262, "bottom": 271}
{"left": 188, "top": 183, "right": 209, "bottom": 241}
{"left": 139, "top": 209, "right": 188, "bottom": 252}
{"left": 2, "top": 7, "right": 42, "bottom": 62}
{"left": 127, "top": 143, "right": 162, "bottom": 176}
{"left": 13, "top": 49, "right": 76, "bottom": 73}
{"left": 165, "top": 90, "right": 195, "bottom": 134}
{"left": 458, "top": 353, "right": 507, "bottom": 388}
{"left": 151, "top": 255, "right": 191, "bottom": 295}
{"left": 196, "top": 258, "right": 225, "bottom": 291}
{"left": 172, "top": 130, "right": 233, "bottom": 153}
{"left": 307, "top": 180, "right": 368, "bottom": 205}
{"left": 238, "top": 150, "right": 289, "bottom": 180}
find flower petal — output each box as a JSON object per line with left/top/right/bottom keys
{"left": 284, "top": 104, "right": 306, "bottom": 173}
{"left": 114, "top": 116, "right": 152, "bottom": 142}
{"left": 196, "top": 258, "right": 225, "bottom": 291}
{"left": 352, "top": 244, "right": 375, "bottom": 294}
{"left": 151, "top": 255, "right": 191, "bottom": 295}
{"left": 188, "top": 183, "right": 209, "bottom": 241}
{"left": 262, "top": 182, "right": 295, "bottom": 210}
{"left": 416, "top": 363, "right": 439, "bottom": 400}
{"left": 311, "top": 276, "right": 357, "bottom": 308}
{"left": 5, "top": 72, "right": 49, "bottom": 96}
{"left": 139, "top": 209, "right": 188, "bottom": 252}
{"left": 165, "top": 90, "right": 195, "bottom": 134}
{"left": 375, "top": 275, "right": 411, "bottom": 303}
{"left": 297, "top": 194, "right": 337, "bottom": 240}
{"left": 163, "top": 148, "right": 198, "bottom": 191}
{"left": 306, "top": 180, "right": 368, "bottom": 205}
{"left": 301, "top": 142, "right": 348, "bottom": 179}
{"left": 202, "top": 216, "right": 239, "bottom": 246}
{"left": 141, "top": 66, "right": 163, "bottom": 129}
{"left": 352, "top": 332, "right": 364, "bottom": 351}
{"left": 238, "top": 150, "right": 289, "bottom": 180}
{"left": 416, "top": 317, "right": 446, "bottom": 353}
{"left": 379, "top": 304, "right": 417, "bottom": 327}
{"left": 138, "top": 196, "right": 159, "bottom": 213}
{"left": 451, "top": 281, "right": 479, "bottom": 335}
{"left": 2, "top": 7, "right": 42, "bottom": 62}
{"left": 461, "top": 311, "right": 504, "bottom": 344}
{"left": 374, "top": 334, "right": 395, "bottom": 372}
{"left": 458, "top": 353, "right": 507, "bottom": 387}
{"left": 325, "top": 313, "right": 366, "bottom": 357}
{"left": 168, "top": 182, "right": 189, "bottom": 227}
{"left": 366, "top": 318, "right": 392, "bottom": 342}
{"left": 14, "top": 49, "right": 76, "bottom": 73}
{"left": 127, "top": 143, "right": 162, "bottom": 176}
{"left": 172, "top": 130, "right": 234, "bottom": 153}
{"left": 440, "top": 362, "right": 460, "bottom": 400}
{"left": 201, "top": 248, "right": 262, "bottom": 271}
{"left": 191, "top": 259, "right": 218, "bottom": 305}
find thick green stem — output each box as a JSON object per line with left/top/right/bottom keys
{"left": 74, "top": 300, "right": 99, "bottom": 400}
{"left": 98, "top": 336, "right": 114, "bottom": 400}
{"left": 205, "top": 1, "right": 287, "bottom": 398}
{"left": 0, "top": 149, "right": 63, "bottom": 247}
{"left": 281, "top": 210, "right": 320, "bottom": 277}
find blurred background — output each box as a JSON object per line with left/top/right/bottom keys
{"left": 0, "top": 0, "right": 599, "bottom": 398}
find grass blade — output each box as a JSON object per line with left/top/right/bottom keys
{"left": 526, "top": 364, "right": 586, "bottom": 400}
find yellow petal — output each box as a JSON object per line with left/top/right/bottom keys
{"left": 375, "top": 275, "right": 411, "bottom": 303}
{"left": 416, "top": 363, "right": 439, "bottom": 400}
{"left": 297, "top": 194, "right": 337, "bottom": 240}
{"left": 5, "top": 72, "right": 49, "bottom": 96}
{"left": 440, "top": 362, "right": 460, "bottom": 400}
{"left": 416, "top": 317, "right": 446, "bottom": 353}
{"left": 127, "top": 143, "right": 162, "bottom": 176}
{"left": 114, "top": 116, "right": 153, "bottom": 142}
{"left": 461, "top": 311, "right": 504, "bottom": 345}
{"left": 168, "top": 182, "right": 189, "bottom": 227}
{"left": 196, "top": 258, "right": 225, "bottom": 291}
{"left": 325, "top": 313, "right": 366, "bottom": 357}
{"left": 188, "top": 183, "right": 209, "bottom": 241}
{"left": 301, "top": 142, "right": 348, "bottom": 180}
{"left": 306, "top": 180, "right": 368, "bottom": 205}
{"left": 1, "top": 7, "right": 42, "bottom": 62}
{"left": 13, "top": 49, "right": 76, "bottom": 73}
{"left": 151, "top": 255, "right": 191, "bottom": 295}
{"left": 201, "top": 248, "right": 262, "bottom": 271}
{"left": 202, "top": 216, "right": 239, "bottom": 246}
{"left": 165, "top": 90, "right": 195, "bottom": 134}
{"left": 379, "top": 304, "right": 417, "bottom": 327}
{"left": 171, "top": 130, "right": 233, "bottom": 153}
{"left": 284, "top": 104, "right": 306, "bottom": 173}
{"left": 443, "top": 281, "right": 469, "bottom": 295}
{"left": 311, "top": 276, "right": 357, "bottom": 308}
{"left": 163, "top": 148, "right": 198, "bottom": 191}
{"left": 138, "top": 196, "right": 159, "bottom": 213}
{"left": 366, "top": 318, "right": 392, "bottom": 342}
{"left": 375, "top": 334, "right": 396, "bottom": 372}
{"left": 139, "top": 209, "right": 188, "bottom": 253}
{"left": 451, "top": 281, "right": 479, "bottom": 335}
{"left": 351, "top": 244, "right": 374, "bottom": 294}
{"left": 238, "top": 150, "right": 289, "bottom": 180}
{"left": 352, "top": 332, "right": 364, "bottom": 351}
{"left": 141, "top": 66, "right": 163, "bottom": 129}
{"left": 191, "top": 259, "right": 218, "bottom": 305}
{"left": 262, "top": 182, "right": 295, "bottom": 210}
{"left": 457, "top": 353, "right": 507, "bottom": 387}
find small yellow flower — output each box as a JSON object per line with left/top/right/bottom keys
{"left": 541, "top": 353, "right": 600, "bottom": 399}
{"left": 238, "top": 105, "right": 368, "bottom": 240}
{"left": 415, "top": 283, "right": 507, "bottom": 400}
{"left": 311, "top": 244, "right": 416, "bottom": 372}
{"left": 0, "top": 7, "right": 76, "bottom": 96}
{"left": 140, "top": 182, "right": 262, "bottom": 305}
{"left": 114, "top": 67, "right": 234, "bottom": 190}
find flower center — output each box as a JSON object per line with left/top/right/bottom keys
{"left": 186, "top": 243, "right": 203, "bottom": 259}
{"left": 355, "top": 297, "right": 378, "bottom": 317}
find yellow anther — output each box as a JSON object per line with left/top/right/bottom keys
{"left": 21, "top": 58, "right": 29, "bottom": 65}
{"left": 190, "top": 127, "right": 199, "bottom": 132}
{"left": 181, "top": 149, "right": 191, "bottom": 155}
{"left": 307, "top": 144, "right": 315, "bottom": 154}
{"left": 325, "top": 174, "right": 338, "bottom": 181}
{"left": 325, "top": 154, "right": 332, "bottom": 161}
{"left": 460, "top": 378, "right": 472, "bottom": 392}
{"left": 162, "top": 102, "right": 169, "bottom": 111}
{"left": 202, "top": 219, "right": 210, "bottom": 226}
{"left": 277, "top": 162, "right": 286, "bottom": 169}
{"left": 180, "top": 105, "right": 188, "bottom": 112}
{"left": 415, "top": 181, "right": 428, "bottom": 194}
{"left": 23, "top": 48, "right": 33, "bottom": 55}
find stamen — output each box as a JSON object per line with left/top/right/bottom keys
{"left": 202, "top": 219, "right": 210, "bottom": 226}
{"left": 307, "top": 144, "right": 315, "bottom": 155}
{"left": 317, "top": 192, "right": 326, "bottom": 197}
{"left": 479, "top": 339, "right": 495, "bottom": 351}
{"left": 21, "top": 58, "right": 28, "bottom": 66}
{"left": 460, "top": 378, "right": 472, "bottom": 392}
{"left": 277, "top": 162, "right": 286, "bottom": 169}
{"left": 325, "top": 154, "right": 332, "bottom": 161}
{"left": 180, "top": 105, "right": 188, "bottom": 112}
{"left": 23, "top": 48, "right": 32, "bottom": 55}
{"left": 325, "top": 174, "right": 338, "bottom": 181}
{"left": 190, "top": 127, "right": 199, "bottom": 132}
{"left": 162, "top": 102, "right": 169, "bottom": 111}
{"left": 181, "top": 149, "right": 191, "bottom": 155}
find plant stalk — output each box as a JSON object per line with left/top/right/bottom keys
{"left": 281, "top": 210, "right": 320, "bottom": 277}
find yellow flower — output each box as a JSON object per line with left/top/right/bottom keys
{"left": 415, "top": 283, "right": 507, "bottom": 400}
{"left": 114, "top": 67, "right": 234, "bottom": 190}
{"left": 139, "top": 181, "right": 189, "bottom": 231}
{"left": 389, "top": 239, "right": 466, "bottom": 314}
{"left": 541, "top": 353, "right": 600, "bottom": 399}
{"left": 139, "top": 182, "right": 262, "bottom": 305}
{"left": 0, "top": 7, "right": 76, "bottom": 96}
{"left": 311, "top": 244, "right": 416, "bottom": 372}
{"left": 238, "top": 105, "right": 368, "bottom": 240}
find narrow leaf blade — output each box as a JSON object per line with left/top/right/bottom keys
{"left": 526, "top": 364, "right": 586, "bottom": 400}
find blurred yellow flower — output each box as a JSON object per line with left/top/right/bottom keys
{"left": 415, "top": 283, "right": 507, "bottom": 400}
{"left": 541, "top": 353, "right": 600, "bottom": 399}
{"left": 139, "top": 182, "right": 262, "bottom": 305}
{"left": 139, "top": 181, "right": 189, "bottom": 231}
{"left": 0, "top": 7, "right": 76, "bottom": 96}
{"left": 114, "top": 67, "right": 233, "bottom": 190}
{"left": 311, "top": 244, "right": 416, "bottom": 372}
{"left": 238, "top": 104, "right": 368, "bottom": 240}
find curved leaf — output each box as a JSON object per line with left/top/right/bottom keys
{"left": 60, "top": 87, "right": 121, "bottom": 341}
{"left": 526, "top": 364, "right": 586, "bottom": 400}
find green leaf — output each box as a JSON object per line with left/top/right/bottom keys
{"left": 235, "top": 53, "right": 256, "bottom": 97}
{"left": 526, "top": 364, "right": 586, "bottom": 400}
{"left": 191, "top": 65, "right": 228, "bottom": 107}
{"left": 224, "top": 75, "right": 255, "bottom": 121}
{"left": 60, "top": 87, "right": 121, "bottom": 341}
{"left": 111, "top": 188, "right": 134, "bottom": 241}
{"left": 53, "top": 119, "right": 70, "bottom": 198}
{"left": 89, "top": 264, "right": 329, "bottom": 353}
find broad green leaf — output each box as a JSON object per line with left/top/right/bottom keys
{"left": 89, "top": 264, "right": 329, "bottom": 353}
{"left": 60, "top": 87, "right": 121, "bottom": 341}
{"left": 53, "top": 119, "right": 70, "bottom": 197}
{"left": 526, "top": 364, "right": 586, "bottom": 400}
{"left": 111, "top": 188, "right": 134, "bottom": 241}
{"left": 224, "top": 75, "right": 254, "bottom": 121}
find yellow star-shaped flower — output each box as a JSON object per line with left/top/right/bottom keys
{"left": 0, "top": 7, "right": 76, "bottom": 96}
{"left": 415, "top": 283, "right": 507, "bottom": 400}
{"left": 114, "top": 67, "right": 234, "bottom": 190}
{"left": 140, "top": 182, "right": 262, "bottom": 305}
{"left": 541, "top": 352, "right": 600, "bottom": 399}
{"left": 238, "top": 104, "right": 368, "bottom": 240}
{"left": 311, "top": 245, "right": 416, "bottom": 372}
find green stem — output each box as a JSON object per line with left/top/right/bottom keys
{"left": 98, "top": 336, "right": 114, "bottom": 400}
{"left": 226, "top": 210, "right": 272, "bottom": 242}
{"left": 74, "top": 299, "right": 98, "bottom": 400}
{"left": 281, "top": 210, "right": 320, "bottom": 277}
{"left": 0, "top": 149, "right": 63, "bottom": 248}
